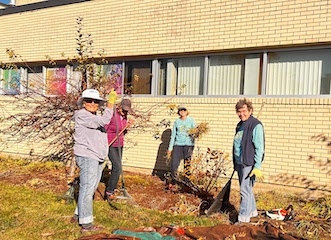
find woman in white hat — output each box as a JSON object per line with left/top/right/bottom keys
{"left": 71, "top": 88, "right": 117, "bottom": 233}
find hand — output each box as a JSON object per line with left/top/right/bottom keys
{"left": 108, "top": 89, "right": 117, "bottom": 105}
{"left": 249, "top": 168, "right": 264, "bottom": 182}
{"left": 167, "top": 150, "right": 172, "bottom": 160}
{"left": 127, "top": 119, "right": 135, "bottom": 128}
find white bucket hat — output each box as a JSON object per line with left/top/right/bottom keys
{"left": 77, "top": 89, "right": 106, "bottom": 108}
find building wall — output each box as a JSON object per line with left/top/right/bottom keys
{"left": 1, "top": 95, "right": 330, "bottom": 191}
{"left": 0, "top": 1, "right": 330, "bottom": 192}
{"left": 0, "top": 0, "right": 331, "bottom": 62}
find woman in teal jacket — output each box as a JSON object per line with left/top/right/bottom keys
{"left": 167, "top": 105, "right": 195, "bottom": 189}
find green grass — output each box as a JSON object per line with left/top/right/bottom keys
{"left": 0, "top": 181, "right": 222, "bottom": 240}
{"left": 0, "top": 156, "right": 330, "bottom": 240}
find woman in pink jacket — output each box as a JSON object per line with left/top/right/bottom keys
{"left": 105, "top": 98, "right": 133, "bottom": 200}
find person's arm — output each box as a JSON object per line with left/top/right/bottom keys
{"left": 252, "top": 123, "right": 264, "bottom": 169}
{"left": 168, "top": 120, "right": 177, "bottom": 151}
{"left": 76, "top": 89, "right": 117, "bottom": 129}
{"left": 191, "top": 117, "right": 196, "bottom": 128}
{"left": 76, "top": 108, "right": 114, "bottom": 129}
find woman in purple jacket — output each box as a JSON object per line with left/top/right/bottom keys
{"left": 72, "top": 89, "right": 117, "bottom": 233}
{"left": 105, "top": 98, "right": 133, "bottom": 201}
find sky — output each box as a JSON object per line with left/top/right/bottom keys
{"left": 0, "top": 0, "right": 11, "bottom": 4}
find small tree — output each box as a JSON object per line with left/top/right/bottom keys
{"left": 0, "top": 17, "right": 178, "bottom": 169}
{"left": 0, "top": 17, "right": 115, "bottom": 165}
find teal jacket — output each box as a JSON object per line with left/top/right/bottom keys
{"left": 168, "top": 116, "right": 195, "bottom": 151}
{"left": 233, "top": 115, "right": 265, "bottom": 169}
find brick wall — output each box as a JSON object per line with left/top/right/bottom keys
{"left": 1, "top": 96, "right": 330, "bottom": 191}
{"left": 1, "top": 0, "right": 331, "bottom": 62}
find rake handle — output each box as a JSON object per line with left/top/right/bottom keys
{"left": 108, "top": 125, "right": 128, "bottom": 146}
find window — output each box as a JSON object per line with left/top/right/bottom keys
{"left": 159, "top": 57, "right": 204, "bottom": 95}
{"left": 266, "top": 49, "right": 331, "bottom": 95}
{"left": 100, "top": 63, "right": 123, "bottom": 95}
{"left": 28, "top": 66, "right": 80, "bottom": 95}
{"left": 44, "top": 67, "right": 68, "bottom": 95}
{"left": 27, "top": 66, "right": 43, "bottom": 94}
{"left": 124, "top": 60, "right": 152, "bottom": 94}
{"left": 0, "top": 69, "right": 22, "bottom": 95}
{"left": 208, "top": 55, "right": 245, "bottom": 95}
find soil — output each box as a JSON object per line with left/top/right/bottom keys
{"left": 0, "top": 166, "right": 306, "bottom": 240}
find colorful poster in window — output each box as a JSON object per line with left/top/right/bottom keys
{"left": 46, "top": 68, "right": 67, "bottom": 95}
{"left": 102, "top": 64, "right": 123, "bottom": 95}
{"left": 2, "top": 69, "right": 20, "bottom": 95}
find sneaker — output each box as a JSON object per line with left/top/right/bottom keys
{"left": 168, "top": 184, "right": 178, "bottom": 192}
{"left": 105, "top": 191, "right": 115, "bottom": 201}
{"left": 80, "top": 224, "right": 104, "bottom": 233}
{"left": 234, "top": 221, "right": 259, "bottom": 226}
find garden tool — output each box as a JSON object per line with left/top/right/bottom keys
{"left": 108, "top": 125, "right": 129, "bottom": 146}
{"left": 266, "top": 205, "right": 295, "bottom": 221}
{"left": 113, "top": 107, "right": 132, "bottom": 200}
{"left": 61, "top": 177, "right": 79, "bottom": 204}
{"left": 206, "top": 170, "right": 235, "bottom": 216}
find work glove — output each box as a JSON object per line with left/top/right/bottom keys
{"left": 108, "top": 89, "right": 117, "bottom": 105}
{"left": 249, "top": 168, "right": 264, "bottom": 182}
{"left": 167, "top": 150, "right": 172, "bottom": 160}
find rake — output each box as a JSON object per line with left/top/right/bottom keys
{"left": 206, "top": 170, "right": 235, "bottom": 216}
{"left": 113, "top": 108, "right": 132, "bottom": 200}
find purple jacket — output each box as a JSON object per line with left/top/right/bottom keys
{"left": 73, "top": 107, "right": 114, "bottom": 161}
{"left": 105, "top": 109, "right": 127, "bottom": 147}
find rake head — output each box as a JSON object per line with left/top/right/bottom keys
{"left": 115, "top": 188, "right": 132, "bottom": 200}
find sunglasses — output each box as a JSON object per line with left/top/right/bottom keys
{"left": 84, "top": 98, "right": 101, "bottom": 104}
{"left": 179, "top": 109, "right": 187, "bottom": 111}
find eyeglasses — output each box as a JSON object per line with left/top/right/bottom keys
{"left": 179, "top": 109, "right": 187, "bottom": 111}
{"left": 84, "top": 98, "right": 100, "bottom": 104}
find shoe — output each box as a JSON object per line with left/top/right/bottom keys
{"left": 80, "top": 224, "right": 104, "bottom": 233}
{"left": 168, "top": 184, "right": 177, "bottom": 192}
{"left": 234, "top": 221, "right": 259, "bottom": 226}
{"left": 105, "top": 191, "right": 115, "bottom": 201}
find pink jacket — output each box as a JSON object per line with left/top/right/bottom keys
{"left": 105, "top": 109, "right": 127, "bottom": 147}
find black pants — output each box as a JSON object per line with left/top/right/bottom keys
{"left": 106, "top": 146, "right": 123, "bottom": 193}
{"left": 171, "top": 145, "right": 194, "bottom": 184}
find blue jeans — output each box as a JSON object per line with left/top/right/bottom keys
{"left": 106, "top": 146, "right": 123, "bottom": 193}
{"left": 74, "top": 155, "right": 104, "bottom": 225}
{"left": 235, "top": 163, "right": 258, "bottom": 222}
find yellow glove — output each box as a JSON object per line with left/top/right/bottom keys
{"left": 249, "top": 168, "right": 264, "bottom": 182}
{"left": 167, "top": 150, "right": 172, "bottom": 160}
{"left": 108, "top": 89, "right": 117, "bottom": 104}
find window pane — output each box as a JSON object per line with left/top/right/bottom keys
{"left": 45, "top": 67, "right": 67, "bottom": 95}
{"left": 158, "top": 60, "right": 167, "bottom": 95}
{"left": 177, "top": 57, "right": 204, "bottom": 95}
{"left": 158, "top": 58, "right": 204, "bottom": 95}
{"left": 1, "top": 69, "right": 21, "bottom": 95}
{"left": 27, "top": 66, "right": 43, "bottom": 94}
{"left": 208, "top": 55, "right": 244, "bottom": 95}
{"left": 159, "top": 59, "right": 177, "bottom": 95}
{"left": 124, "top": 60, "right": 152, "bottom": 94}
{"left": 101, "top": 64, "right": 123, "bottom": 95}
{"left": 267, "top": 49, "right": 331, "bottom": 95}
